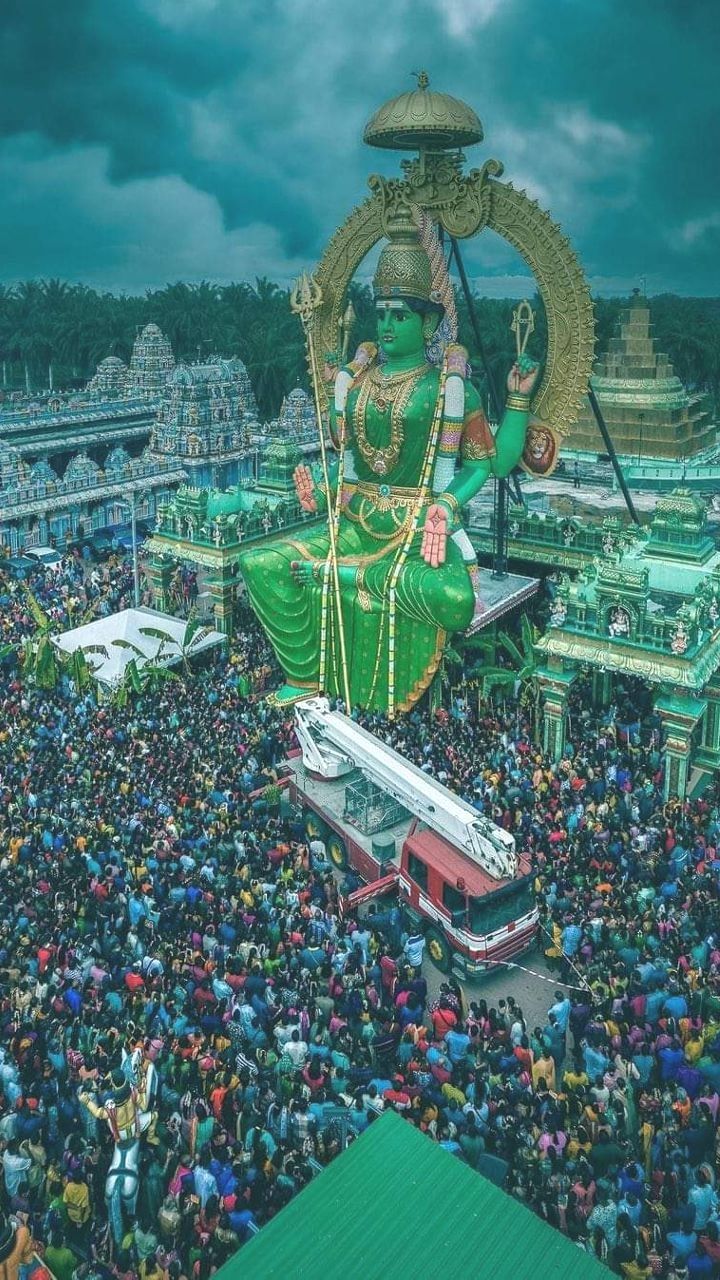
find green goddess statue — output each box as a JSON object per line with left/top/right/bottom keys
{"left": 238, "top": 203, "right": 539, "bottom": 715}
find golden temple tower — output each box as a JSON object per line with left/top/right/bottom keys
{"left": 565, "top": 290, "right": 716, "bottom": 461}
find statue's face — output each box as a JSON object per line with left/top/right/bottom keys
{"left": 375, "top": 300, "right": 426, "bottom": 360}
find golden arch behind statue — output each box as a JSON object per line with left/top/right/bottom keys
{"left": 310, "top": 153, "right": 595, "bottom": 476}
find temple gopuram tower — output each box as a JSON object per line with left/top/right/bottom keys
{"left": 129, "top": 323, "right": 176, "bottom": 398}
{"left": 565, "top": 290, "right": 716, "bottom": 462}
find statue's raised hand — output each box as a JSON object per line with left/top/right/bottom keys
{"left": 294, "top": 464, "right": 317, "bottom": 513}
{"left": 421, "top": 503, "right": 449, "bottom": 568}
{"left": 507, "top": 355, "right": 540, "bottom": 396}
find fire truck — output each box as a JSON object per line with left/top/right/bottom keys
{"left": 285, "top": 698, "right": 538, "bottom": 979}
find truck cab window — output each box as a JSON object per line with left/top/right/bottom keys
{"left": 470, "top": 878, "right": 534, "bottom": 936}
{"left": 442, "top": 882, "right": 466, "bottom": 917}
{"left": 407, "top": 851, "right": 428, "bottom": 893}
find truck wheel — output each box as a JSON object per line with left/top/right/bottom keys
{"left": 303, "top": 811, "right": 327, "bottom": 843}
{"left": 426, "top": 927, "right": 452, "bottom": 974}
{"left": 326, "top": 832, "right": 348, "bottom": 871}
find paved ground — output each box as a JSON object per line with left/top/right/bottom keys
{"left": 422, "top": 940, "right": 574, "bottom": 1034}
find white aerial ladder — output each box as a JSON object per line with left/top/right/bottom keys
{"left": 294, "top": 697, "right": 517, "bottom": 881}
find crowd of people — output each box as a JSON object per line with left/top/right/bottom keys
{"left": 0, "top": 553, "right": 140, "bottom": 651}
{"left": 0, "top": 562, "right": 719, "bottom": 1280}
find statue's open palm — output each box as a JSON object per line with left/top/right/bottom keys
{"left": 294, "top": 464, "right": 317, "bottom": 513}
{"left": 421, "top": 503, "right": 449, "bottom": 567}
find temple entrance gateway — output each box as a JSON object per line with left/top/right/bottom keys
{"left": 534, "top": 489, "right": 720, "bottom": 798}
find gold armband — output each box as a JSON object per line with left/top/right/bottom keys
{"left": 506, "top": 393, "right": 531, "bottom": 412}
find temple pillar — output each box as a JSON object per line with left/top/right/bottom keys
{"left": 146, "top": 555, "right": 174, "bottom": 613}
{"left": 696, "top": 678, "right": 720, "bottom": 771}
{"left": 206, "top": 566, "right": 237, "bottom": 636}
{"left": 591, "top": 668, "right": 612, "bottom": 709}
{"left": 536, "top": 666, "right": 576, "bottom": 761}
{"left": 655, "top": 691, "right": 706, "bottom": 801}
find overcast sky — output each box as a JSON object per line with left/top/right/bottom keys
{"left": 1, "top": 0, "right": 718, "bottom": 296}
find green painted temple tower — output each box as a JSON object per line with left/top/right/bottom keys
{"left": 564, "top": 290, "right": 716, "bottom": 462}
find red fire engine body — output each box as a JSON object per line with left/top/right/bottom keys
{"left": 286, "top": 699, "right": 537, "bottom": 978}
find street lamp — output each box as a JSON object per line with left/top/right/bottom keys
{"left": 118, "top": 490, "right": 140, "bottom": 608}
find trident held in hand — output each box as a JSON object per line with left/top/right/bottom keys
{"left": 290, "top": 272, "right": 352, "bottom": 710}
{"left": 290, "top": 271, "right": 323, "bottom": 328}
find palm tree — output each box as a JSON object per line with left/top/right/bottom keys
{"left": 10, "top": 281, "right": 45, "bottom": 392}
{"left": 41, "top": 279, "right": 74, "bottom": 389}
{"left": 0, "top": 284, "right": 17, "bottom": 388}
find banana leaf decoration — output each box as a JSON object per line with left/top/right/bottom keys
{"left": 34, "top": 634, "right": 59, "bottom": 689}
{"left": 19, "top": 639, "right": 36, "bottom": 674}
{"left": 112, "top": 681, "right": 129, "bottom": 710}
{"left": 142, "top": 665, "right": 181, "bottom": 692}
{"left": 79, "top": 644, "right": 109, "bottom": 668}
{"left": 111, "top": 638, "right": 146, "bottom": 660}
{"left": 136, "top": 626, "right": 176, "bottom": 663}
{"left": 138, "top": 621, "right": 214, "bottom": 671}
{"left": 125, "top": 657, "right": 144, "bottom": 695}
{"left": 21, "top": 583, "right": 51, "bottom": 633}
{"left": 496, "top": 613, "right": 540, "bottom": 683}
{"left": 69, "top": 648, "right": 92, "bottom": 691}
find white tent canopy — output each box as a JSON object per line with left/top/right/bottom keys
{"left": 52, "top": 606, "right": 224, "bottom": 688}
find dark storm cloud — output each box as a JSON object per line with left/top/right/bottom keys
{"left": 0, "top": 0, "right": 717, "bottom": 293}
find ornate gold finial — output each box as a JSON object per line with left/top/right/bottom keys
{"left": 412, "top": 70, "right": 430, "bottom": 90}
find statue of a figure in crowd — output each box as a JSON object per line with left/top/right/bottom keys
{"left": 79, "top": 1064, "right": 157, "bottom": 1246}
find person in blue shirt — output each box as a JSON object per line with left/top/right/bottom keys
{"left": 583, "top": 1042, "right": 609, "bottom": 1079}
{"left": 549, "top": 991, "right": 571, "bottom": 1035}
{"left": 663, "top": 989, "right": 689, "bottom": 1020}
{"left": 445, "top": 1027, "right": 471, "bottom": 1065}
{"left": 668, "top": 1225, "right": 698, "bottom": 1264}
{"left": 561, "top": 922, "right": 582, "bottom": 957}
{"left": 658, "top": 1039, "right": 685, "bottom": 1082}
{"left": 64, "top": 983, "right": 82, "bottom": 1016}
{"left": 645, "top": 986, "right": 666, "bottom": 1023}
{"left": 687, "top": 1244, "right": 715, "bottom": 1279}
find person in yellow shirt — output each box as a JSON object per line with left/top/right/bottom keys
{"left": 563, "top": 1062, "right": 589, "bottom": 1094}
{"left": 532, "top": 1051, "right": 556, "bottom": 1091}
{"left": 685, "top": 1029, "right": 705, "bottom": 1063}
{"left": 62, "top": 1170, "right": 91, "bottom": 1229}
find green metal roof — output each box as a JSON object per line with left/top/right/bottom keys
{"left": 216, "top": 1110, "right": 608, "bottom": 1280}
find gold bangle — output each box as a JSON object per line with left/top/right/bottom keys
{"left": 506, "top": 393, "right": 531, "bottom": 411}
{"left": 439, "top": 492, "right": 460, "bottom": 518}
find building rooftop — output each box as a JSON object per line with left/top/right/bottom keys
{"left": 217, "top": 1110, "right": 607, "bottom": 1280}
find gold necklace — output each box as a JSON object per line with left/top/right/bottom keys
{"left": 354, "top": 362, "right": 428, "bottom": 476}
